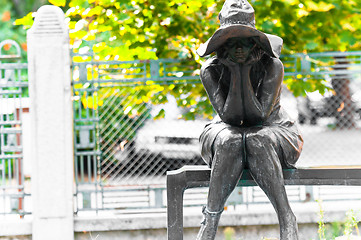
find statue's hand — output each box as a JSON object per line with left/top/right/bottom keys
{"left": 244, "top": 57, "right": 259, "bottom": 66}
{"left": 219, "top": 57, "right": 239, "bottom": 71}
{"left": 244, "top": 48, "right": 263, "bottom": 66}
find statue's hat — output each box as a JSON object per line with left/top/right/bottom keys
{"left": 196, "top": 0, "right": 283, "bottom": 58}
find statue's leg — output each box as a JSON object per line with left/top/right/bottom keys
{"left": 246, "top": 130, "right": 299, "bottom": 240}
{"left": 197, "top": 129, "right": 245, "bottom": 240}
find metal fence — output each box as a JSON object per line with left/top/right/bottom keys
{"left": 0, "top": 40, "right": 29, "bottom": 217}
{"left": 72, "top": 50, "right": 361, "bottom": 213}
{"left": 283, "top": 52, "right": 361, "bottom": 168}
{"left": 72, "top": 52, "right": 204, "bottom": 212}
{"left": 1, "top": 39, "right": 360, "bottom": 216}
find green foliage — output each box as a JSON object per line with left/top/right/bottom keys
{"left": 0, "top": 1, "right": 25, "bottom": 57}
{"left": 0, "top": 0, "right": 48, "bottom": 60}
{"left": 343, "top": 209, "right": 360, "bottom": 237}
{"left": 13, "top": 12, "right": 34, "bottom": 29}
{"left": 318, "top": 199, "right": 327, "bottom": 240}
{"left": 9, "top": 0, "right": 361, "bottom": 118}
{"left": 49, "top": 0, "right": 66, "bottom": 7}
{"left": 224, "top": 227, "right": 236, "bottom": 240}
{"left": 65, "top": 0, "right": 218, "bottom": 61}
{"left": 317, "top": 200, "right": 361, "bottom": 240}
{"left": 329, "top": 221, "right": 344, "bottom": 238}
{"left": 17, "top": 0, "right": 361, "bottom": 59}
{"left": 254, "top": 0, "right": 361, "bottom": 54}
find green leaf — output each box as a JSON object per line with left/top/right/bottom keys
{"left": 305, "top": 42, "right": 318, "bottom": 50}
{"left": 154, "top": 109, "right": 165, "bottom": 120}
{"left": 14, "top": 12, "right": 34, "bottom": 29}
{"left": 69, "top": 0, "right": 86, "bottom": 7}
{"left": 340, "top": 31, "right": 357, "bottom": 46}
{"left": 48, "top": 0, "right": 66, "bottom": 7}
{"left": 87, "top": 6, "right": 103, "bottom": 17}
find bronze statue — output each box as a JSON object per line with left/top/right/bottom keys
{"left": 196, "top": 0, "right": 303, "bottom": 239}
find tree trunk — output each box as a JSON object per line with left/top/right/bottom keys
{"left": 331, "top": 56, "right": 356, "bottom": 129}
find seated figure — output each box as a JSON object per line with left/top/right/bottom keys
{"left": 195, "top": 0, "right": 304, "bottom": 239}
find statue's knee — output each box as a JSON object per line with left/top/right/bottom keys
{"left": 214, "top": 129, "right": 243, "bottom": 153}
{"left": 246, "top": 130, "right": 275, "bottom": 152}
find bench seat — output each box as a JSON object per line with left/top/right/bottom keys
{"left": 166, "top": 165, "right": 361, "bottom": 240}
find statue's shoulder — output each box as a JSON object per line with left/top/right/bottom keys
{"left": 267, "top": 57, "right": 284, "bottom": 72}
{"left": 202, "top": 56, "right": 220, "bottom": 67}
{"left": 200, "top": 57, "right": 223, "bottom": 78}
{"left": 262, "top": 57, "right": 284, "bottom": 84}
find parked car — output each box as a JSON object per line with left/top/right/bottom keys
{"left": 297, "top": 89, "right": 335, "bottom": 125}
{"left": 111, "top": 96, "right": 208, "bottom": 175}
{"left": 351, "top": 83, "right": 361, "bottom": 120}
{"left": 297, "top": 80, "right": 361, "bottom": 125}
{"left": 134, "top": 88, "right": 299, "bottom": 163}
{"left": 134, "top": 118, "right": 206, "bottom": 160}
{"left": 353, "top": 93, "right": 361, "bottom": 119}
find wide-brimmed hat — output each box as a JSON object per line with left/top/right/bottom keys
{"left": 196, "top": 0, "right": 283, "bottom": 58}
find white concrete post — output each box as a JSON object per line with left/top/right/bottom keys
{"left": 27, "top": 5, "right": 74, "bottom": 240}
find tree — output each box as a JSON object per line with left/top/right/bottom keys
{"left": 253, "top": 0, "right": 361, "bottom": 128}
{"left": 0, "top": 0, "right": 48, "bottom": 58}
{"left": 12, "top": 0, "right": 361, "bottom": 126}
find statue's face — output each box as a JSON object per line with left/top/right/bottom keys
{"left": 225, "top": 37, "right": 256, "bottom": 63}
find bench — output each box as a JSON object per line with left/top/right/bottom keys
{"left": 166, "top": 165, "right": 361, "bottom": 240}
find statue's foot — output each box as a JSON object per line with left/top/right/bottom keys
{"left": 196, "top": 206, "right": 223, "bottom": 240}
{"left": 280, "top": 214, "right": 299, "bottom": 240}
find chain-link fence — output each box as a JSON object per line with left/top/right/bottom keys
{"left": 72, "top": 55, "right": 207, "bottom": 212}
{"left": 283, "top": 52, "right": 361, "bottom": 168}
{"left": 72, "top": 51, "right": 361, "bottom": 213}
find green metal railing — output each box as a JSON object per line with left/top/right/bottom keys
{"left": 0, "top": 40, "right": 29, "bottom": 217}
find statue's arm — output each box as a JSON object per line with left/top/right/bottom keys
{"left": 242, "top": 58, "right": 284, "bottom": 123}
{"left": 200, "top": 59, "right": 245, "bottom": 126}
{"left": 259, "top": 58, "right": 284, "bottom": 117}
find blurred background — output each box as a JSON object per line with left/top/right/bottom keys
{"left": 1, "top": 0, "right": 361, "bottom": 239}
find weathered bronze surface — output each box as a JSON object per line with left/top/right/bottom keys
{"left": 195, "top": 0, "right": 303, "bottom": 239}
